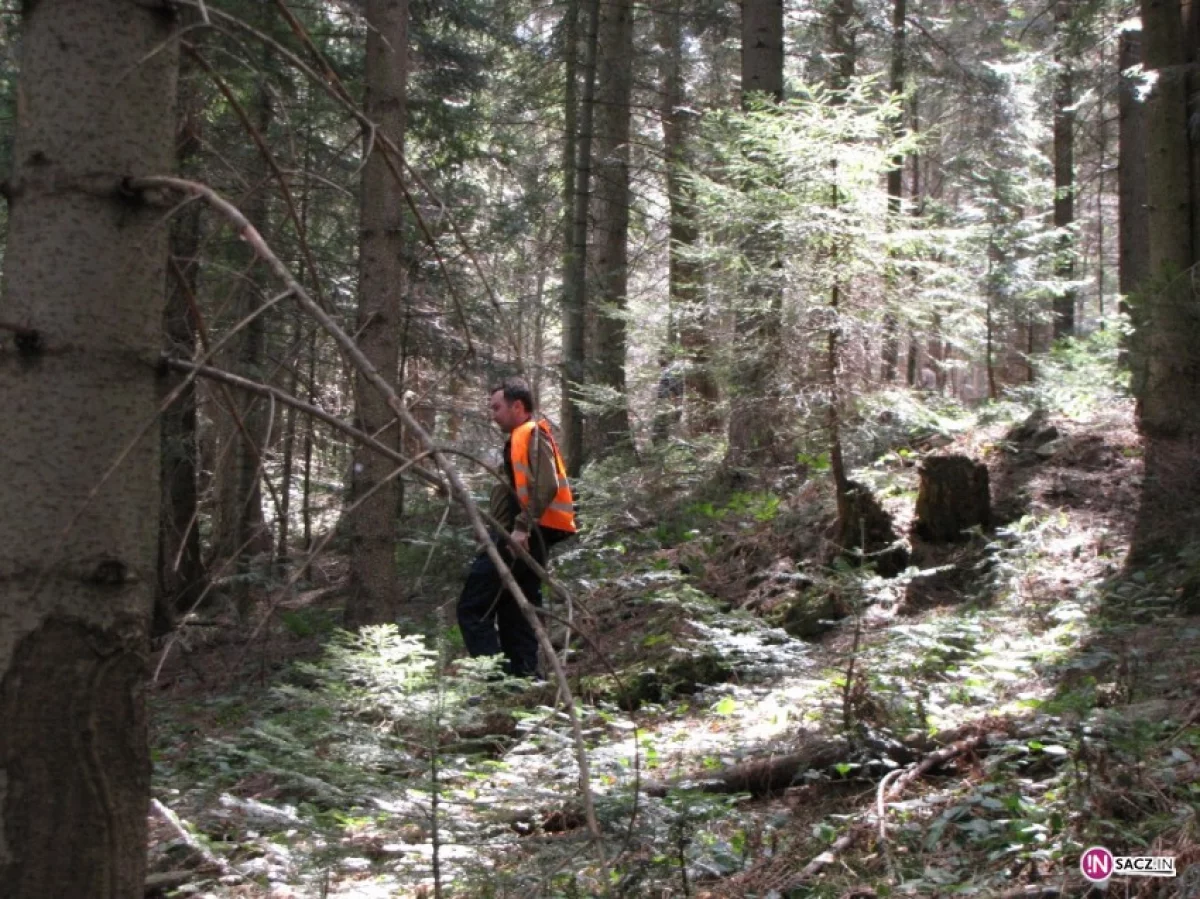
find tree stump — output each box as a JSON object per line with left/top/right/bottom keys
{"left": 838, "top": 480, "right": 909, "bottom": 577}
{"left": 914, "top": 455, "right": 990, "bottom": 542}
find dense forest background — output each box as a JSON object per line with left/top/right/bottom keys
{"left": 1, "top": 0, "right": 1199, "bottom": 896}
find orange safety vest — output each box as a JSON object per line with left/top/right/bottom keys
{"left": 509, "top": 420, "right": 577, "bottom": 533}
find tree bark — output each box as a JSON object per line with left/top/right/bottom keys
{"left": 828, "top": 0, "right": 857, "bottom": 88}
{"left": 158, "top": 53, "right": 207, "bottom": 636}
{"left": 881, "top": 0, "right": 907, "bottom": 382}
{"left": 0, "top": 2, "right": 177, "bottom": 895}
{"left": 159, "top": 206, "right": 205, "bottom": 633}
{"left": 561, "top": 0, "right": 599, "bottom": 477}
{"left": 278, "top": 371, "right": 299, "bottom": 563}
{"left": 302, "top": 328, "right": 318, "bottom": 553}
{"left": 1118, "top": 26, "right": 1148, "bottom": 372}
{"left": 827, "top": 0, "right": 859, "bottom": 552}
{"left": 914, "top": 455, "right": 991, "bottom": 542}
{"left": 211, "top": 64, "right": 274, "bottom": 615}
{"left": 906, "top": 91, "right": 921, "bottom": 388}
{"left": 346, "top": 0, "right": 408, "bottom": 629}
{"left": 1140, "top": 0, "right": 1199, "bottom": 424}
{"left": 727, "top": 0, "right": 785, "bottom": 467}
{"left": 1133, "top": 0, "right": 1200, "bottom": 554}
{"left": 742, "top": 0, "right": 784, "bottom": 102}
{"left": 280, "top": 107, "right": 319, "bottom": 566}
{"left": 588, "top": 0, "right": 635, "bottom": 457}
{"left": 658, "top": 0, "right": 720, "bottom": 436}
{"left": 1052, "top": 0, "right": 1077, "bottom": 340}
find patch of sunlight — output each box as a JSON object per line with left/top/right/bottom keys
{"left": 592, "top": 673, "right": 832, "bottom": 783}
{"left": 687, "top": 619, "right": 814, "bottom": 680}
{"left": 894, "top": 586, "right": 1105, "bottom": 735}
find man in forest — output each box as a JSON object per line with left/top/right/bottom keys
{"left": 457, "top": 378, "right": 577, "bottom": 678}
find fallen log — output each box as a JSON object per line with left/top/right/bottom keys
{"left": 643, "top": 737, "right": 852, "bottom": 798}
{"left": 639, "top": 717, "right": 1026, "bottom": 804}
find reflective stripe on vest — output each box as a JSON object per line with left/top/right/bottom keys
{"left": 510, "top": 420, "right": 577, "bottom": 533}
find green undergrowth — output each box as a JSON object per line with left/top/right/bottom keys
{"left": 149, "top": 337, "right": 1198, "bottom": 897}
{"left": 793, "top": 564, "right": 1200, "bottom": 899}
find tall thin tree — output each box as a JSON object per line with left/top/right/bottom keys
{"left": 826, "top": 0, "right": 859, "bottom": 548}
{"left": 881, "top": 0, "right": 907, "bottom": 382}
{"left": 728, "top": 0, "right": 785, "bottom": 467}
{"left": 1052, "top": 0, "right": 1077, "bottom": 339}
{"left": 158, "top": 46, "right": 208, "bottom": 635}
{"left": 589, "top": 0, "right": 636, "bottom": 456}
{"left": 1118, "top": 24, "right": 1148, "bottom": 372}
{"left": 561, "top": 0, "right": 600, "bottom": 475}
{"left": 346, "top": 0, "right": 409, "bottom": 628}
{"left": 657, "top": 0, "right": 721, "bottom": 436}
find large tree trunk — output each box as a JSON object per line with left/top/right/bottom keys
{"left": 1133, "top": 0, "right": 1200, "bottom": 554}
{"left": 1118, "top": 26, "right": 1149, "bottom": 373}
{"left": 1052, "top": 0, "right": 1077, "bottom": 340}
{"left": 658, "top": 0, "right": 720, "bottom": 437}
{"left": 561, "top": 0, "right": 599, "bottom": 476}
{"left": 727, "top": 0, "right": 785, "bottom": 467}
{"left": 588, "top": 0, "right": 635, "bottom": 456}
{"left": 0, "top": 2, "right": 177, "bottom": 895}
{"left": 346, "top": 0, "right": 408, "bottom": 629}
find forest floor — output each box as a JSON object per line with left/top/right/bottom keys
{"left": 147, "top": 377, "right": 1200, "bottom": 898}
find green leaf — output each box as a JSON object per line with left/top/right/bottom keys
{"left": 714, "top": 696, "right": 738, "bottom": 716}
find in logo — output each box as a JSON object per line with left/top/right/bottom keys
{"left": 1081, "top": 846, "right": 1114, "bottom": 883}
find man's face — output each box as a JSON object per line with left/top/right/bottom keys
{"left": 489, "top": 390, "right": 525, "bottom": 433}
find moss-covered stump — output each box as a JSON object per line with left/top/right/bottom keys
{"left": 914, "top": 454, "right": 990, "bottom": 543}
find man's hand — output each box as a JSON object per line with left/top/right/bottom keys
{"left": 510, "top": 528, "right": 530, "bottom": 551}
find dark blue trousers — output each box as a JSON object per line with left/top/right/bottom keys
{"left": 456, "top": 536, "right": 546, "bottom": 678}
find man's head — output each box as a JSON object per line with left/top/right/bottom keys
{"left": 489, "top": 377, "right": 534, "bottom": 433}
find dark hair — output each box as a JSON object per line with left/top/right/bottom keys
{"left": 491, "top": 376, "right": 534, "bottom": 413}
